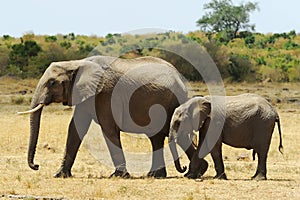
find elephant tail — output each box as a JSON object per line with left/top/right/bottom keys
{"left": 276, "top": 116, "right": 284, "bottom": 154}
{"left": 169, "top": 141, "right": 187, "bottom": 173}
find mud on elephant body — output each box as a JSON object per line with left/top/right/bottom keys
{"left": 169, "top": 93, "right": 283, "bottom": 180}
{"left": 20, "top": 55, "right": 197, "bottom": 178}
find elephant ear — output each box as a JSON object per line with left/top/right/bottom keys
{"left": 70, "top": 60, "right": 106, "bottom": 105}
{"left": 190, "top": 98, "right": 211, "bottom": 130}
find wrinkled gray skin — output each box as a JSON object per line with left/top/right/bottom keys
{"left": 27, "top": 55, "right": 196, "bottom": 178}
{"left": 169, "top": 94, "right": 283, "bottom": 180}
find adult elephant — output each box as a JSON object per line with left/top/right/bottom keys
{"left": 19, "top": 56, "right": 195, "bottom": 178}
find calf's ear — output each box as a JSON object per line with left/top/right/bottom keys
{"left": 190, "top": 99, "right": 211, "bottom": 130}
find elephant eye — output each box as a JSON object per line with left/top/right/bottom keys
{"left": 173, "top": 120, "right": 180, "bottom": 131}
{"left": 48, "top": 79, "right": 56, "bottom": 87}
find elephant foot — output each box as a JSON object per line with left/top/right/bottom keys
{"left": 184, "top": 172, "right": 199, "bottom": 179}
{"left": 214, "top": 173, "right": 227, "bottom": 180}
{"left": 251, "top": 173, "right": 267, "bottom": 180}
{"left": 109, "top": 169, "right": 130, "bottom": 178}
{"left": 184, "top": 159, "right": 208, "bottom": 179}
{"left": 198, "top": 159, "right": 208, "bottom": 176}
{"left": 147, "top": 167, "right": 167, "bottom": 178}
{"left": 53, "top": 167, "right": 72, "bottom": 178}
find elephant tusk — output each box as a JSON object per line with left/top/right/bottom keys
{"left": 17, "top": 104, "right": 44, "bottom": 115}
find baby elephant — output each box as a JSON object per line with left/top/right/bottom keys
{"left": 169, "top": 93, "right": 283, "bottom": 180}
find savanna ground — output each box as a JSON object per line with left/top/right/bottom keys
{"left": 0, "top": 77, "right": 299, "bottom": 199}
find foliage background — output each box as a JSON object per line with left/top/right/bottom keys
{"left": 0, "top": 30, "right": 299, "bottom": 82}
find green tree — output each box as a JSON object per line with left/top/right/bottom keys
{"left": 9, "top": 40, "right": 42, "bottom": 70}
{"left": 197, "top": 0, "right": 259, "bottom": 43}
{"left": 8, "top": 40, "right": 42, "bottom": 77}
{"left": 25, "top": 43, "right": 65, "bottom": 77}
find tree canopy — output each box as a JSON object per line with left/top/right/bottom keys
{"left": 197, "top": 0, "right": 259, "bottom": 43}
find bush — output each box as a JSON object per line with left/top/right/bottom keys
{"left": 258, "top": 65, "right": 282, "bottom": 82}
{"left": 288, "top": 66, "right": 300, "bottom": 82}
{"left": 256, "top": 56, "right": 267, "bottom": 65}
{"left": 6, "top": 65, "right": 23, "bottom": 77}
{"left": 283, "top": 40, "right": 299, "bottom": 50}
{"left": 45, "top": 36, "right": 57, "bottom": 42}
{"left": 60, "top": 41, "right": 72, "bottom": 49}
{"left": 203, "top": 41, "right": 230, "bottom": 78}
{"left": 244, "top": 35, "right": 255, "bottom": 47}
{"left": 3, "top": 35, "right": 11, "bottom": 40}
{"left": 227, "top": 54, "right": 253, "bottom": 82}
{"left": 9, "top": 40, "right": 42, "bottom": 74}
{"left": 238, "top": 31, "right": 253, "bottom": 39}
{"left": 11, "top": 96, "right": 25, "bottom": 105}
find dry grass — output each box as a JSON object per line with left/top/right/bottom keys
{"left": 0, "top": 79, "right": 299, "bottom": 199}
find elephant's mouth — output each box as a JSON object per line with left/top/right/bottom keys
{"left": 44, "top": 96, "right": 53, "bottom": 105}
{"left": 45, "top": 94, "right": 62, "bottom": 105}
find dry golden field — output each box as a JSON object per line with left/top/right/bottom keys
{"left": 0, "top": 77, "right": 299, "bottom": 199}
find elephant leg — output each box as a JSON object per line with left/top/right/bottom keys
{"left": 184, "top": 118, "right": 211, "bottom": 178}
{"left": 252, "top": 150, "right": 268, "bottom": 180}
{"left": 184, "top": 150, "right": 209, "bottom": 179}
{"left": 54, "top": 111, "right": 92, "bottom": 178}
{"left": 211, "top": 141, "right": 227, "bottom": 179}
{"left": 179, "top": 133, "right": 208, "bottom": 178}
{"left": 147, "top": 133, "right": 166, "bottom": 178}
{"left": 102, "top": 128, "right": 129, "bottom": 178}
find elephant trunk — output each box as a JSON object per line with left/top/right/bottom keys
{"left": 169, "top": 128, "right": 186, "bottom": 173}
{"left": 169, "top": 140, "right": 187, "bottom": 173}
{"left": 28, "top": 88, "right": 45, "bottom": 170}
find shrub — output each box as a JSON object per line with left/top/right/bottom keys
{"left": 9, "top": 40, "right": 42, "bottom": 73}
{"left": 283, "top": 40, "right": 299, "bottom": 50}
{"left": 258, "top": 65, "right": 282, "bottom": 82}
{"left": 203, "top": 40, "right": 230, "bottom": 78}
{"left": 238, "top": 31, "right": 253, "bottom": 39}
{"left": 3, "top": 35, "right": 11, "bottom": 40}
{"left": 45, "top": 36, "right": 57, "bottom": 42}
{"left": 244, "top": 35, "right": 255, "bottom": 47}
{"left": 60, "top": 41, "right": 72, "bottom": 49}
{"left": 11, "top": 96, "right": 25, "bottom": 105}
{"left": 6, "top": 65, "right": 23, "bottom": 77}
{"left": 227, "top": 54, "right": 253, "bottom": 82}
{"left": 256, "top": 56, "right": 267, "bottom": 65}
{"left": 288, "top": 66, "right": 300, "bottom": 82}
